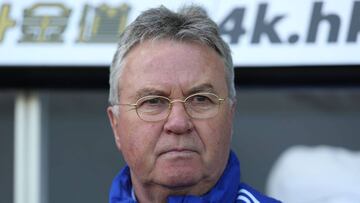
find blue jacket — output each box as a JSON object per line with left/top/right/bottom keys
{"left": 110, "top": 151, "right": 281, "bottom": 203}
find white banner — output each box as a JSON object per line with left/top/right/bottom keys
{"left": 0, "top": 0, "right": 359, "bottom": 66}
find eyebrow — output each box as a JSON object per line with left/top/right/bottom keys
{"left": 187, "top": 83, "right": 216, "bottom": 95}
{"left": 134, "top": 88, "right": 168, "bottom": 100}
{"left": 133, "top": 83, "right": 216, "bottom": 100}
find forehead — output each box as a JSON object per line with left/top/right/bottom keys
{"left": 119, "top": 40, "right": 228, "bottom": 98}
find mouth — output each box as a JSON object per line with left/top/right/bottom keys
{"left": 159, "top": 148, "right": 197, "bottom": 157}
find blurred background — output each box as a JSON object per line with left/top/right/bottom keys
{"left": 1, "top": 0, "right": 359, "bottom": 203}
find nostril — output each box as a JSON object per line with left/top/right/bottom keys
{"left": 186, "top": 128, "right": 193, "bottom": 134}
{"left": 164, "top": 121, "right": 193, "bottom": 135}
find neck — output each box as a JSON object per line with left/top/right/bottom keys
{"left": 131, "top": 173, "right": 219, "bottom": 203}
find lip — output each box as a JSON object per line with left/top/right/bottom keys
{"left": 158, "top": 148, "right": 197, "bottom": 156}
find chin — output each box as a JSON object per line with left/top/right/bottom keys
{"left": 153, "top": 153, "right": 209, "bottom": 188}
{"left": 160, "top": 175, "right": 200, "bottom": 189}
{"left": 157, "top": 167, "right": 203, "bottom": 188}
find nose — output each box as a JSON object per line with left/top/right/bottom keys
{"left": 163, "top": 102, "right": 193, "bottom": 135}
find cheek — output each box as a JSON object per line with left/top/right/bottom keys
{"left": 214, "top": 110, "right": 233, "bottom": 142}
{"left": 209, "top": 121, "right": 231, "bottom": 151}
{"left": 117, "top": 116, "right": 164, "bottom": 171}
{"left": 198, "top": 110, "right": 233, "bottom": 159}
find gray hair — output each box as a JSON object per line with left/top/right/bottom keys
{"left": 109, "top": 5, "right": 236, "bottom": 105}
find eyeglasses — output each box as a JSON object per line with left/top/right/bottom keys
{"left": 115, "top": 92, "right": 225, "bottom": 122}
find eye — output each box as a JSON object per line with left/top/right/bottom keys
{"left": 139, "top": 97, "right": 166, "bottom": 106}
{"left": 137, "top": 96, "right": 169, "bottom": 113}
{"left": 187, "top": 93, "right": 216, "bottom": 107}
{"left": 146, "top": 98, "right": 163, "bottom": 105}
{"left": 193, "top": 95, "right": 211, "bottom": 103}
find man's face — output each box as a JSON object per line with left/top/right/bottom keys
{"left": 108, "top": 40, "right": 235, "bottom": 192}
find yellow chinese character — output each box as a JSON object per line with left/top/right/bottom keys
{"left": 77, "top": 4, "right": 130, "bottom": 43}
{"left": 19, "top": 3, "right": 71, "bottom": 43}
{"left": 0, "top": 4, "right": 16, "bottom": 42}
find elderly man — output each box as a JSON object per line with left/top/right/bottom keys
{"left": 107, "top": 5, "right": 280, "bottom": 203}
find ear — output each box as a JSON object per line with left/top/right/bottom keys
{"left": 228, "top": 99, "right": 237, "bottom": 139}
{"left": 229, "top": 98, "right": 237, "bottom": 119}
{"left": 107, "top": 106, "right": 122, "bottom": 150}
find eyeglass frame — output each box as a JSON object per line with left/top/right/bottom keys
{"left": 113, "top": 92, "right": 226, "bottom": 122}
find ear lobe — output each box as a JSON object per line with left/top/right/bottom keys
{"left": 107, "top": 106, "right": 122, "bottom": 149}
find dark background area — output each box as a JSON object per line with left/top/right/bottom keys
{"left": 1, "top": 66, "right": 360, "bottom": 89}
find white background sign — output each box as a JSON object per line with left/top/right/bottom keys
{"left": 0, "top": 0, "right": 359, "bottom": 67}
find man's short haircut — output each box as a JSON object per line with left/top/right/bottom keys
{"left": 109, "top": 5, "right": 236, "bottom": 105}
